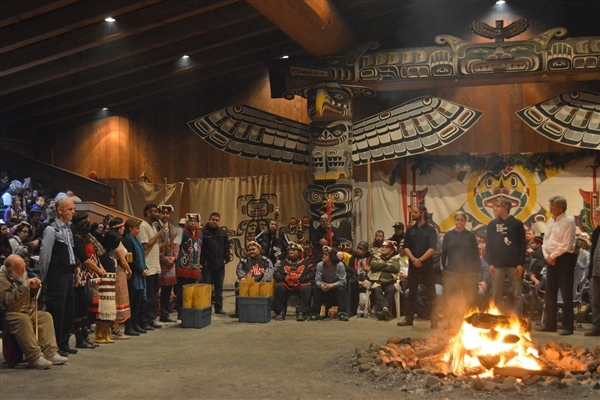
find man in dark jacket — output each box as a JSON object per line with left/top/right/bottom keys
{"left": 254, "top": 219, "right": 288, "bottom": 265}
{"left": 486, "top": 197, "right": 526, "bottom": 317}
{"left": 398, "top": 204, "right": 439, "bottom": 329}
{"left": 200, "top": 212, "right": 230, "bottom": 315}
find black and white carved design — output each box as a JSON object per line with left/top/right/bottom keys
{"left": 516, "top": 90, "right": 600, "bottom": 149}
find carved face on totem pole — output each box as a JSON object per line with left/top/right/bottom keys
{"left": 306, "top": 83, "right": 353, "bottom": 182}
{"left": 302, "top": 178, "right": 362, "bottom": 249}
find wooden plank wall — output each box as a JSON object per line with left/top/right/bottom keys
{"left": 51, "top": 72, "right": 599, "bottom": 215}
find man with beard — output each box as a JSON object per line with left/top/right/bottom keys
{"left": 273, "top": 242, "right": 314, "bottom": 321}
{"left": 38, "top": 196, "right": 77, "bottom": 356}
{"left": 398, "top": 205, "right": 439, "bottom": 329}
{"left": 138, "top": 203, "right": 163, "bottom": 330}
{"left": 371, "top": 230, "right": 385, "bottom": 253}
{"left": 201, "top": 212, "right": 230, "bottom": 315}
{"left": 155, "top": 204, "right": 177, "bottom": 323}
{"left": 0, "top": 254, "right": 68, "bottom": 369}
{"left": 255, "top": 219, "right": 289, "bottom": 265}
{"left": 232, "top": 241, "right": 274, "bottom": 317}
{"left": 175, "top": 213, "right": 203, "bottom": 319}
{"left": 369, "top": 240, "right": 404, "bottom": 321}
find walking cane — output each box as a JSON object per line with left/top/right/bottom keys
{"left": 35, "top": 298, "right": 39, "bottom": 340}
{"left": 34, "top": 285, "right": 42, "bottom": 341}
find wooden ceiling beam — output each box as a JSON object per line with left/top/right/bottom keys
{"left": 0, "top": 0, "right": 236, "bottom": 76}
{"left": 7, "top": 41, "right": 302, "bottom": 134}
{"left": 5, "top": 32, "right": 296, "bottom": 124}
{"left": 0, "top": 0, "right": 79, "bottom": 29}
{"left": 1, "top": 16, "right": 273, "bottom": 111}
{"left": 0, "top": 0, "right": 162, "bottom": 54}
{"left": 246, "top": 0, "right": 354, "bottom": 56}
{"left": 1, "top": 3, "right": 264, "bottom": 98}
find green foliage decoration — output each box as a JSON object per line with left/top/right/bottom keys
{"left": 389, "top": 150, "right": 600, "bottom": 184}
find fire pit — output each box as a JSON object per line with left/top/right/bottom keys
{"left": 446, "top": 309, "right": 542, "bottom": 377}
{"left": 353, "top": 308, "right": 600, "bottom": 394}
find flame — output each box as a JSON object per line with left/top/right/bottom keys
{"left": 444, "top": 307, "right": 542, "bottom": 377}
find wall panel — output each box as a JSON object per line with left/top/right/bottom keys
{"left": 46, "top": 74, "right": 600, "bottom": 216}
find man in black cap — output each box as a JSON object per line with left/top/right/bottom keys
{"left": 389, "top": 222, "right": 405, "bottom": 244}
{"left": 398, "top": 204, "right": 439, "bottom": 329}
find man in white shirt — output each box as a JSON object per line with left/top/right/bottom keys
{"left": 138, "top": 203, "right": 162, "bottom": 330}
{"left": 539, "top": 195, "right": 576, "bottom": 336}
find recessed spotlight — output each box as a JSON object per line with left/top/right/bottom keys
{"left": 281, "top": 55, "right": 289, "bottom": 59}
{"left": 495, "top": 0, "right": 505, "bottom": 4}
{"left": 182, "top": 55, "right": 190, "bottom": 59}
{"left": 105, "top": 17, "right": 116, "bottom": 22}
{"left": 102, "top": 107, "right": 108, "bottom": 111}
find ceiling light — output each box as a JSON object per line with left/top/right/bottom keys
{"left": 182, "top": 55, "right": 190, "bottom": 59}
{"left": 495, "top": 0, "right": 505, "bottom": 4}
{"left": 102, "top": 107, "right": 108, "bottom": 111}
{"left": 105, "top": 17, "right": 115, "bottom": 22}
{"left": 281, "top": 55, "right": 289, "bottom": 59}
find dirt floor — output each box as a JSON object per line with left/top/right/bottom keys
{"left": 1, "top": 292, "right": 599, "bottom": 400}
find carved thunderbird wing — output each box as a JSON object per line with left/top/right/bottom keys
{"left": 516, "top": 90, "right": 600, "bottom": 149}
{"left": 188, "top": 104, "right": 310, "bottom": 165}
{"left": 351, "top": 96, "right": 483, "bottom": 165}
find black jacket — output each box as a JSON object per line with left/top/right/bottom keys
{"left": 200, "top": 223, "right": 230, "bottom": 269}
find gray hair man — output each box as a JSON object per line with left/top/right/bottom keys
{"left": 539, "top": 195, "right": 577, "bottom": 336}
{"left": 0, "top": 254, "right": 68, "bottom": 369}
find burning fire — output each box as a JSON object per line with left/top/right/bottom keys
{"left": 445, "top": 307, "right": 542, "bottom": 377}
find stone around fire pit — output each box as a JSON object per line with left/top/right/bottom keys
{"left": 351, "top": 335, "right": 600, "bottom": 399}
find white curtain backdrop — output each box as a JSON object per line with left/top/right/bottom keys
{"left": 188, "top": 172, "right": 311, "bottom": 286}
{"left": 353, "top": 170, "right": 407, "bottom": 245}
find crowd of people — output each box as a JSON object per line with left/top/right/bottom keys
{"left": 1, "top": 181, "right": 599, "bottom": 370}
{"left": 240, "top": 196, "right": 599, "bottom": 338}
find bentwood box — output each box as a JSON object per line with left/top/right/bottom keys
{"left": 238, "top": 296, "right": 273, "bottom": 323}
{"left": 180, "top": 306, "right": 211, "bottom": 329}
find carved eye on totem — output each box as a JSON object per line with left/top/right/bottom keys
{"left": 472, "top": 49, "right": 491, "bottom": 54}
{"left": 333, "top": 93, "right": 346, "bottom": 102}
{"left": 330, "top": 190, "right": 348, "bottom": 202}
{"left": 309, "top": 190, "right": 324, "bottom": 204}
{"left": 485, "top": 177, "right": 494, "bottom": 188}
{"left": 310, "top": 129, "right": 321, "bottom": 139}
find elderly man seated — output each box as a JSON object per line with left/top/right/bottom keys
{"left": 0, "top": 254, "right": 68, "bottom": 369}
{"left": 368, "top": 240, "right": 404, "bottom": 320}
